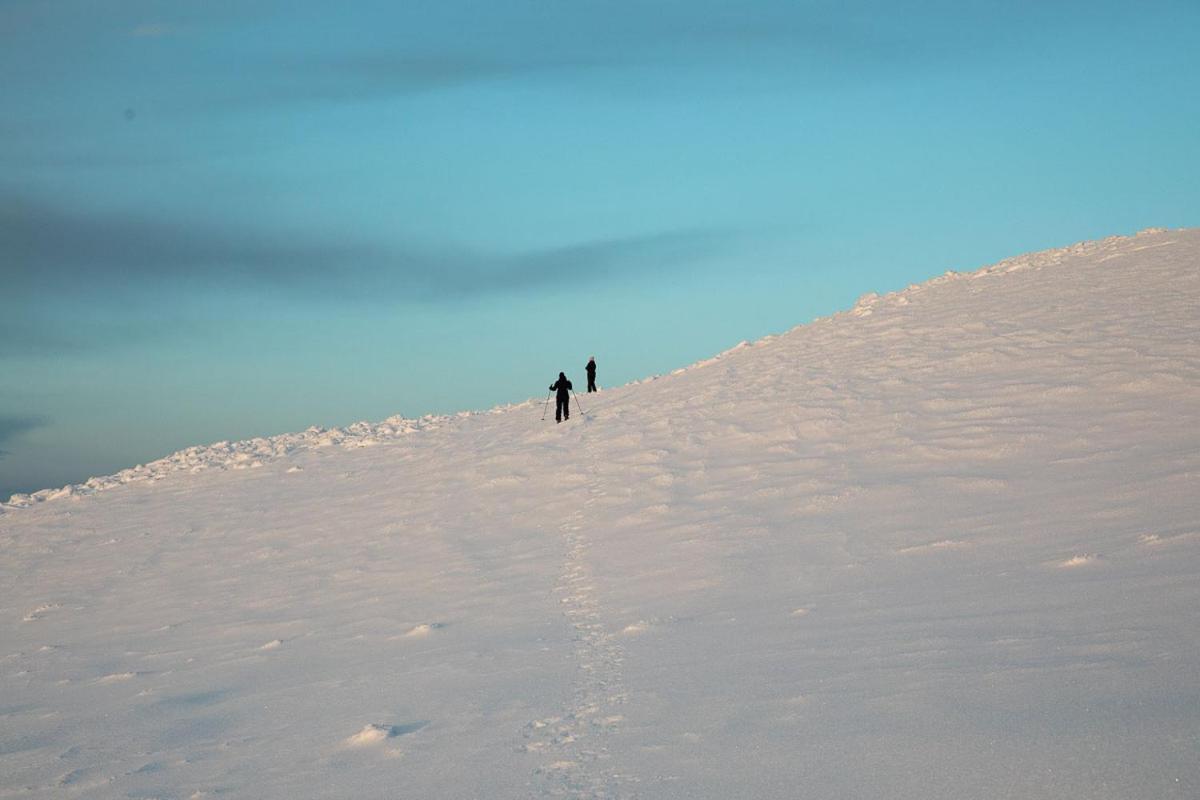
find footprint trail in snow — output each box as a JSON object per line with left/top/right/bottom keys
{"left": 524, "top": 435, "right": 635, "bottom": 798}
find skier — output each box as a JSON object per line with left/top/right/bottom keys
{"left": 549, "top": 372, "right": 573, "bottom": 423}
{"left": 585, "top": 356, "right": 597, "bottom": 393}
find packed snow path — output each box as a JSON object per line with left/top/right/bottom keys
{"left": 2, "top": 229, "right": 1199, "bottom": 799}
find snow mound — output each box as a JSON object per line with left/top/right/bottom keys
{"left": 1058, "top": 553, "right": 1103, "bottom": 568}
{"left": 344, "top": 724, "right": 399, "bottom": 747}
{"left": 402, "top": 622, "right": 445, "bottom": 638}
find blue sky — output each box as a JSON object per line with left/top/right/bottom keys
{"left": 3, "top": 0, "right": 1199, "bottom": 498}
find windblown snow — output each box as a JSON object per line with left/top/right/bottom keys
{"left": 2, "top": 228, "right": 1199, "bottom": 799}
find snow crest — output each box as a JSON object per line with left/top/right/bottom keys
{"left": 1, "top": 414, "right": 459, "bottom": 512}
{"left": 1, "top": 227, "right": 1181, "bottom": 516}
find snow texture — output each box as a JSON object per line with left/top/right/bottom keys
{"left": 2, "top": 228, "right": 1199, "bottom": 799}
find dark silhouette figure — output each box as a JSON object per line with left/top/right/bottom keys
{"left": 550, "top": 372, "right": 573, "bottom": 423}
{"left": 586, "top": 357, "right": 597, "bottom": 393}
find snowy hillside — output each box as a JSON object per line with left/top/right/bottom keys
{"left": 2, "top": 228, "right": 1199, "bottom": 799}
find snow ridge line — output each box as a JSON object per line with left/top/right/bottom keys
{"left": 0, "top": 414, "right": 457, "bottom": 512}
{"left": 841, "top": 227, "right": 1174, "bottom": 320}
{"left": 4, "top": 228, "right": 1177, "bottom": 514}
{"left": 3, "top": 396, "right": 560, "bottom": 512}
{"left": 634, "top": 228, "right": 1178, "bottom": 377}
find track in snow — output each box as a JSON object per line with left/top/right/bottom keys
{"left": 525, "top": 426, "right": 635, "bottom": 798}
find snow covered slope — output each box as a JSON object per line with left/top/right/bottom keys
{"left": 2, "top": 228, "right": 1199, "bottom": 799}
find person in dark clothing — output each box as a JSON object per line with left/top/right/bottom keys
{"left": 585, "top": 356, "right": 597, "bottom": 393}
{"left": 550, "top": 372, "right": 573, "bottom": 423}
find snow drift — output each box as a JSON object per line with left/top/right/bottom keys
{"left": 2, "top": 228, "right": 1198, "bottom": 799}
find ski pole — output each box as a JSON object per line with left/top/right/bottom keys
{"left": 541, "top": 390, "right": 552, "bottom": 421}
{"left": 571, "top": 389, "right": 585, "bottom": 416}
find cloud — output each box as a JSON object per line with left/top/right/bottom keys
{"left": 2, "top": 188, "right": 727, "bottom": 309}
{"left": 289, "top": 52, "right": 567, "bottom": 92}
{"left": 0, "top": 414, "right": 48, "bottom": 457}
{"left": 0, "top": 322, "right": 82, "bottom": 357}
{"left": 1, "top": 190, "right": 381, "bottom": 296}
{"left": 2, "top": 189, "right": 728, "bottom": 361}
{"left": 0, "top": 317, "right": 206, "bottom": 358}
{"left": 202, "top": 52, "right": 593, "bottom": 110}
{"left": 197, "top": 22, "right": 901, "bottom": 112}
{"left": 129, "top": 7, "right": 977, "bottom": 113}
{"left": 459, "top": 229, "right": 723, "bottom": 300}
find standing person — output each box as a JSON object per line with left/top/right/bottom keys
{"left": 586, "top": 356, "right": 597, "bottom": 393}
{"left": 549, "top": 372, "right": 573, "bottom": 423}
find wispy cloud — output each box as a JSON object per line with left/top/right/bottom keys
{"left": 2, "top": 189, "right": 380, "bottom": 296}
{"left": 123, "top": 7, "right": 977, "bottom": 113}
{"left": 463, "top": 230, "right": 723, "bottom": 300}
{"left": 0, "top": 415, "right": 48, "bottom": 457}
{"left": 0, "top": 321, "right": 82, "bottom": 357}
{"left": 202, "top": 52, "right": 594, "bottom": 110}
{"left": 0, "top": 317, "right": 207, "bottom": 358}
{"left": 3, "top": 188, "right": 727, "bottom": 307}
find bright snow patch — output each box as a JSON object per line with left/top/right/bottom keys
{"left": 344, "top": 724, "right": 398, "bottom": 747}
{"left": 1058, "top": 553, "right": 1103, "bottom": 568}
{"left": 402, "top": 622, "right": 443, "bottom": 638}
{"left": 95, "top": 672, "right": 139, "bottom": 684}
{"left": 897, "top": 539, "right": 969, "bottom": 554}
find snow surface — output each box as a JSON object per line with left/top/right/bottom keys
{"left": 2, "top": 228, "right": 1199, "bottom": 799}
